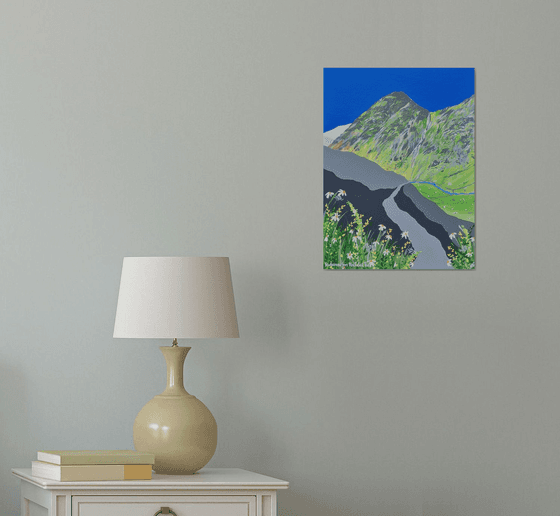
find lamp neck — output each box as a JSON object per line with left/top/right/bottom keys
{"left": 159, "top": 345, "right": 191, "bottom": 396}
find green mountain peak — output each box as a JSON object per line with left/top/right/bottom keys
{"left": 330, "top": 93, "right": 474, "bottom": 194}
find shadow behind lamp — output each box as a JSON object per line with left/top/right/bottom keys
{"left": 113, "top": 257, "right": 239, "bottom": 474}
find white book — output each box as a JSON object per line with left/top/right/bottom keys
{"left": 37, "top": 450, "right": 155, "bottom": 466}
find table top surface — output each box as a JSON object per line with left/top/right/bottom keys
{"left": 12, "top": 467, "right": 289, "bottom": 490}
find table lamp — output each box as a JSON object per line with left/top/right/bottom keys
{"left": 113, "top": 257, "right": 239, "bottom": 474}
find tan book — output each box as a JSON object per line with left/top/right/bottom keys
{"left": 37, "top": 450, "right": 155, "bottom": 466}
{"left": 31, "top": 461, "right": 152, "bottom": 481}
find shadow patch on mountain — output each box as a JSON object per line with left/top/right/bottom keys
{"left": 324, "top": 147, "right": 407, "bottom": 190}
{"left": 324, "top": 169, "right": 405, "bottom": 243}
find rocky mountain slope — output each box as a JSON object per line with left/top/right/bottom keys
{"left": 329, "top": 92, "right": 474, "bottom": 194}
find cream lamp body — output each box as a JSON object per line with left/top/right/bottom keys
{"left": 134, "top": 345, "right": 217, "bottom": 474}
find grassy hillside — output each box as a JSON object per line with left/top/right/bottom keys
{"left": 330, "top": 92, "right": 475, "bottom": 195}
{"left": 412, "top": 183, "right": 475, "bottom": 222}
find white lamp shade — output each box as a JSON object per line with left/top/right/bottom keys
{"left": 113, "top": 257, "right": 239, "bottom": 339}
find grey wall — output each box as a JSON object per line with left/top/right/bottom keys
{"left": 1, "top": 1, "right": 559, "bottom": 515}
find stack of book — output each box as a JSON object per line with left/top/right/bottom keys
{"left": 31, "top": 450, "right": 155, "bottom": 481}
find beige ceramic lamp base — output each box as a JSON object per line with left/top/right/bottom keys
{"left": 133, "top": 345, "right": 217, "bottom": 474}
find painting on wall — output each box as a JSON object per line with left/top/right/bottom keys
{"left": 323, "top": 68, "right": 475, "bottom": 270}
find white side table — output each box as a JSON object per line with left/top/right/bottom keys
{"left": 12, "top": 467, "right": 289, "bottom": 516}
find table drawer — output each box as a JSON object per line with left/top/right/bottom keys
{"left": 72, "top": 495, "right": 256, "bottom": 516}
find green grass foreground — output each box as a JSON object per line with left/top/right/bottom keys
{"left": 323, "top": 194, "right": 418, "bottom": 270}
{"left": 448, "top": 225, "right": 476, "bottom": 269}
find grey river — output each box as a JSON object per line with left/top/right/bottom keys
{"left": 382, "top": 185, "right": 450, "bottom": 270}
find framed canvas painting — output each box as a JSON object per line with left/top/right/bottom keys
{"left": 323, "top": 68, "right": 475, "bottom": 270}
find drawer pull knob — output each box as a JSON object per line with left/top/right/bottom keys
{"left": 154, "top": 508, "right": 177, "bottom": 516}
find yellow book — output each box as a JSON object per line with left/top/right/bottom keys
{"left": 31, "top": 461, "right": 152, "bottom": 481}
{"left": 37, "top": 450, "right": 155, "bottom": 466}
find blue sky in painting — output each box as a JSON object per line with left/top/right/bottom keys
{"left": 323, "top": 68, "right": 475, "bottom": 132}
